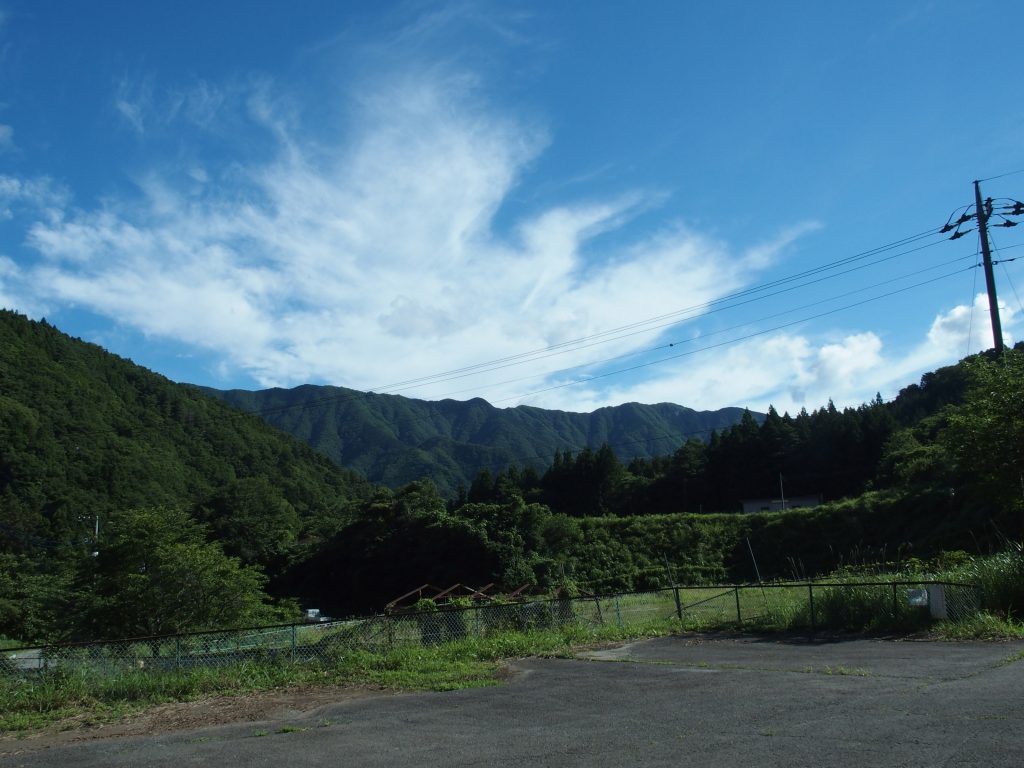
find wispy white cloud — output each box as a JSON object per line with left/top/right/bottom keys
{"left": 8, "top": 52, "right": 986, "bottom": 416}
{"left": 0, "top": 254, "right": 21, "bottom": 311}
{"left": 12, "top": 57, "right": 816, "bottom": 396}
{"left": 114, "top": 76, "right": 152, "bottom": 135}
{"left": 0, "top": 123, "right": 13, "bottom": 151}
{"left": 527, "top": 292, "right": 1021, "bottom": 415}
{"left": 741, "top": 221, "right": 823, "bottom": 270}
{"left": 0, "top": 174, "right": 66, "bottom": 221}
{"left": 115, "top": 75, "right": 235, "bottom": 137}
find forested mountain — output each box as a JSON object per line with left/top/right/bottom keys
{"left": 201, "top": 384, "right": 753, "bottom": 496}
{"left": 0, "top": 310, "right": 372, "bottom": 551}
{"left": 0, "top": 310, "right": 377, "bottom": 639}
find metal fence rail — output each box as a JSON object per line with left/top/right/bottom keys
{"left": 0, "top": 581, "right": 981, "bottom": 677}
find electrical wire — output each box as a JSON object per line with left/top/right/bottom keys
{"left": 987, "top": 230, "right": 1024, "bottom": 328}
{"left": 251, "top": 227, "right": 949, "bottom": 418}
{"left": 1001, "top": 264, "right": 1023, "bottom": 319}
{"left": 499, "top": 267, "right": 970, "bottom": 407}
{"left": 368, "top": 229, "right": 943, "bottom": 395}
{"left": 381, "top": 236, "right": 952, "bottom": 399}
{"left": 409, "top": 253, "right": 977, "bottom": 405}
{"left": 978, "top": 169, "right": 1024, "bottom": 183}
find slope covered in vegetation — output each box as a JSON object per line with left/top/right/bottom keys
{"left": 0, "top": 311, "right": 373, "bottom": 640}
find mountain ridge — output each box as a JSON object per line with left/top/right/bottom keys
{"left": 199, "top": 383, "right": 758, "bottom": 495}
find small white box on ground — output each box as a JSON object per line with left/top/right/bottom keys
{"left": 927, "top": 585, "right": 947, "bottom": 619}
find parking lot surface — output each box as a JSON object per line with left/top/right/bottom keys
{"left": 3, "top": 633, "right": 1023, "bottom": 767}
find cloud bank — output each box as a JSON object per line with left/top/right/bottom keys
{"left": 6, "top": 68, "right": 820, "bottom": 404}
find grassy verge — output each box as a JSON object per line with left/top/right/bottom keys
{"left": 929, "top": 615, "right": 1024, "bottom": 641}
{"left": 0, "top": 621, "right": 671, "bottom": 734}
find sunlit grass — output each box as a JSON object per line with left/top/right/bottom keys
{"left": 0, "top": 622, "right": 674, "bottom": 733}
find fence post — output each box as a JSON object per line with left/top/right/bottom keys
{"left": 891, "top": 583, "right": 899, "bottom": 620}
{"left": 614, "top": 595, "right": 623, "bottom": 627}
{"left": 664, "top": 557, "right": 682, "bottom": 622}
{"left": 808, "top": 583, "right": 816, "bottom": 633}
{"left": 734, "top": 587, "right": 742, "bottom": 624}
{"left": 175, "top": 637, "right": 181, "bottom": 670}
{"left": 290, "top": 624, "right": 297, "bottom": 662}
{"left": 593, "top": 596, "right": 604, "bottom": 625}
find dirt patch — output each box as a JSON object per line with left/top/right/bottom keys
{"left": 0, "top": 684, "right": 389, "bottom": 756}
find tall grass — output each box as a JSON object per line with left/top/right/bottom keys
{"left": 946, "top": 542, "right": 1024, "bottom": 618}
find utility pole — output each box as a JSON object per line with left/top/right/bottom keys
{"left": 943, "top": 181, "right": 1023, "bottom": 354}
{"left": 974, "top": 180, "right": 1004, "bottom": 354}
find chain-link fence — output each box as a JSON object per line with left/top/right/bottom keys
{"left": 0, "top": 581, "right": 981, "bottom": 677}
{"left": 675, "top": 581, "right": 980, "bottom": 632}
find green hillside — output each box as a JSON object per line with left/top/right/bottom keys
{"left": 201, "top": 384, "right": 752, "bottom": 495}
{"left": 0, "top": 310, "right": 372, "bottom": 556}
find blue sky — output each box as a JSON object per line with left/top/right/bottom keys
{"left": 1, "top": 0, "right": 1022, "bottom": 414}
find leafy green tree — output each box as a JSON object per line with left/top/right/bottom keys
{"left": 940, "top": 351, "right": 1024, "bottom": 511}
{"left": 285, "top": 482, "right": 499, "bottom": 615}
{"left": 75, "top": 507, "right": 283, "bottom": 640}
{"left": 194, "top": 477, "right": 301, "bottom": 567}
{"left": 0, "top": 554, "right": 72, "bottom": 642}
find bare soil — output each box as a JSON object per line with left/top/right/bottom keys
{"left": 0, "top": 683, "right": 388, "bottom": 756}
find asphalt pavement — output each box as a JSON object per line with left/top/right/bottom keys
{"left": 3, "top": 633, "right": 1023, "bottom": 767}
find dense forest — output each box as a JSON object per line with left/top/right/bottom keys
{"left": 1, "top": 310, "right": 1021, "bottom": 640}
{"left": 457, "top": 362, "right": 971, "bottom": 516}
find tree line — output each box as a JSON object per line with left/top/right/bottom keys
{"left": 456, "top": 355, "right": 972, "bottom": 518}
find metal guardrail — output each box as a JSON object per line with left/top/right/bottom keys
{"left": 0, "top": 581, "right": 981, "bottom": 676}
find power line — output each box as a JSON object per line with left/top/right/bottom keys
{"left": 368, "top": 229, "right": 944, "bottom": 396}
{"left": 381, "top": 236, "right": 952, "bottom": 399}
{"left": 250, "top": 227, "right": 950, "bottom": 418}
{"left": 966, "top": 243, "right": 980, "bottom": 357}
{"left": 978, "top": 169, "right": 1024, "bottom": 183}
{"left": 415, "top": 253, "right": 976, "bottom": 405}
{"left": 989, "top": 231, "right": 1024, "bottom": 320}
{"left": 498, "top": 267, "right": 971, "bottom": 407}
